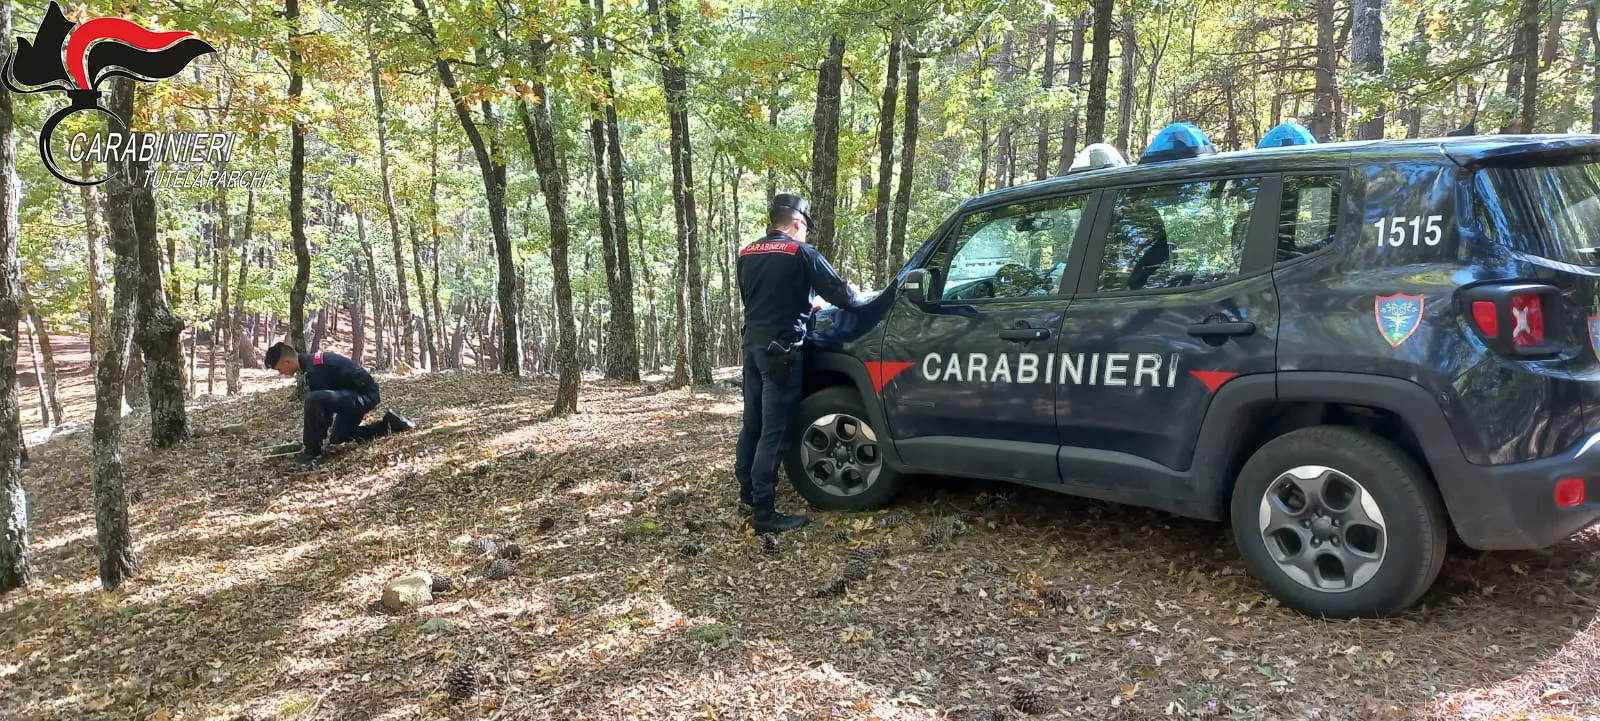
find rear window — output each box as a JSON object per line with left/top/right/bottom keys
{"left": 1478, "top": 158, "right": 1600, "bottom": 266}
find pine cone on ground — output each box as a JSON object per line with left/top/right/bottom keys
{"left": 950, "top": 517, "right": 970, "bottom": 535}
{"left": 812, "top": 578, "right": 850, "bottom": 598}
{"left": 475, "top": 537, "right": 498, "bottom": 557}
{"left": 430, "top": 573, "right": 454, "bottom": 594}
{"left": 761, "top": 535, "right": 781, "bottom": 554}
{"left": 680, "top": 543, "right": 707, "bottom": 557}
{"left": 1040, "top": 587, "right": 1071, "bottom": 610}
{"left": 831, "top": 529, "right": 852, "bottom": 542}
{"left": 866, "top": 541, "right": 891, "bottom": 559}
{"left": 554, "top": 475, "right": 577, "bottom": 490}
{"left": 920, "top": 526, "right": 952, "bottom": 548}
{"left": 1009, "top": 687, "right": 1051, "bottom": 715}
{"left": 446, "top": 661, "right": 479, "bottom": 700}
{"left": 535, "top": 517, "right": 556, "bottom": 533}
{"left": 497, "top": 543, "right": 523, "bottom": 560}
{"left": 844, "top": 556, "right": 871, "bottom": 583}
{"left": 487, "top": 558, "right": 515, "bottom": 580}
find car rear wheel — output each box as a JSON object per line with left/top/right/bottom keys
{"left": 784, "top": 387, "right": 903, "bottom": 511}
{"left": 1230, "top": 425, "right": 1448, "bottom": 619}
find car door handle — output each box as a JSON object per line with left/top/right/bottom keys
{"left": 999, "top": 328, "right": 1051, "bottom": 341}
{"left": 1186, "top": 321, "right": 1256, "bottom": 337}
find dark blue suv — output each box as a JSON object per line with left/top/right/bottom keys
{"left": 791, "top": 124, "right": 1600, "bottom": 619}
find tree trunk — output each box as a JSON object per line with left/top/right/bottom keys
{"left": 1351, "top": 0, "right": 1386, "bottom": 139}
{"left": 1038, "top": 16, "right": 1056, "bottom": 181}
{"left": 1059, "top": 13, "right": 1087, "bottom": 173}
{"left": 600, "top": 0, "right": 640, "bottom": 383}
{"left": 429, "top": 87, "right": 448, "bottom": 367}
{"left": 356, "top": 212, "right": 386, "bottom": 369}
{"left": 1514, "top": 0, "right": 1541, "bottom": 133}
{"left": 585, "top": 0, "right": 628, "bottom": 382}
{"left": 288, "top": 0, "right": 311, "bottom": 394}
{"left": 1086, "top": 0, "right": 1114, "bottom": 145}
{"left": 82, "top": 158, "right": 108, "bottom": 371}
{"left": 369, "top": 28, "right": 414, "bottom": 368}
{"left": 20, "top": 310, "right": 45, "bottom": 427}
{"left": 228, "top": 189, "right": 252, "bottom": 392}
{"left": 92, "top": 77, "right": 143, "bottom": 591}
{"left": 22, "top": 294, "right": 61, "bottom": 425}
{"left": 408, "top": 218, "right": 433, "bottom": 370}
{"left": 890, "top": 50, "right": 922, "bottom": 275}
{"left": 1115, "top": 5, "right": 1136, "bottom": 155}
{"left": 414, "top": 0, "right": 520, "bottom": 375}
{"left": 211, "top": 180, "right": 231, "bottom": 396}
{"left": 809, "top": 31, "right": 847, "bottom": 260}
{"left": 0, "top": 0, "right": 24, "bottom": 594}
{"left": 652, "top": 0, "right": 709, "bottom": 386}
{"left": 996, "top": 10, "right": 1016, "bottom": 189}
{"left": 872, "top": 33, "right": 902, "bottom": 286}
{"left": 1591, "top": 0, "right": 1600, "bottom": 134}
{"left": 1312, "top": 0, "right": 1338, "bottom": 140}
{"left": 518, "top": 62, "right": 581, "bottom": 414}
{"left": 129, "top": 91, "right": 187, "bottom": 448}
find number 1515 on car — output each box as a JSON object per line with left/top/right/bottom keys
{"left": 1374, "top": 215, "right": 1445, "bottom": 247}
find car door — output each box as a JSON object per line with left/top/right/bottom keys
{"left": 877, "top": 191, "right": 1095, "bottom": 484}
{"left": 1054, "top": 174, "right": 1281, "bottom": 483}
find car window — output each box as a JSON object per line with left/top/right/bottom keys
{"left": 1278, "top": 175, "right": 1342, "bottom": 261}
{"left": 1096, "top": 177, "right": 1261, "bottom": 292}
{"left": 929, "top": 194, "right": 1087, "bottom": 301}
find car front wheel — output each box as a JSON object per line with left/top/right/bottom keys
{"left": 784, "top": 387, "right": 904, "bottom": 511}
{"left": 1230, "top": 425, "right": 1448, "bottom": 619}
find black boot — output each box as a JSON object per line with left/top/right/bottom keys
{"left": 752, "top": 504, "right": 809, "bottom": 534}
{"left": 383, "top": 409, "right": 416, "bottom": 433}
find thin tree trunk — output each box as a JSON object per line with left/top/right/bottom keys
{"left": 1312, "top": 0, "right": 1338, "bottom": 140}
{"left": 584, "top": 0, "right": 628, "bottom": 381}
{"left": 414, "top": 0, "right": 520, "bottom": 375}
{"left": 651, "top": 0, "right": 707, "bottom": 386}
{"left": 1591, "top": 0, "right": 1600, "bottom": 134}
{"left": 1115, "top": 5, "right": 1136, "bottom": 154}
{"left": 92, "top": 76, "right": 143, "bottom": 590}
{"left": 1514, "top": 0, "right": 1541, "bottom": 132}
{"left": 1038, "top": 16, "right": 1056, "bottom": 181}
{"left": 408, "top": 217, "right": 433, "bottom": 370}
{"left": 20, "top": 299, "right": 45, "bottom": 427}
{"left": 1352, "top": 0, "right": 1386, "bottom": 139}
{"left": 288, "top": 0, "right": 311, "bottom": 393}
{"left": 809, "top": 31, "right": 847, "bottom": 260}
{"left": 1085, "top": 0, "right": 1113, "bottom": 144}
{"left": 996, "top": 9, "right": 1017, "bottom": 188}
{"left": 890, "top": 50, "right": 921, "bottom": 274}
{"left": 228, "top": 190, "right": 253, "bottom": 390}
{"left": 369, "top": 26, "right": 414, "bottom": 367}
{"left": 1059, "top": 14, "right": 1087, "bottom": 173}
{"left": 357, "top": 212, "right": 386, "bottom": 369}
{"left": 22, "top": 293, "right": 61, "bottom": 425}
{"left": 872, "top": 32, "right": 902, "bottom": 286}
{"left": 82, "top": 158, "right": 108, "bottom": 371}
{"left": 211, "top": 177, "right": 232, "bottom": 396}
{"left": 0, "top": 0, "right": 24, "bottom": 594}
{"left": 518, "top": 58, "right": 580, "bottom": 414}
{"left": 429, "top": 86, "right": 447, "bottom": 367}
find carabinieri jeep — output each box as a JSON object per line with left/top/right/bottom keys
{"left": 792, "top": 122, "right": 1600, "bottom": 619}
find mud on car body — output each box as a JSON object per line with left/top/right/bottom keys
{"left": 793, "top": 123, "right": 1600, "bottom": 619}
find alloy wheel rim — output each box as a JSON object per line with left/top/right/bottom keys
{"left": 799, "top": 413, "right": 883, "bottom": 497}
{"left": 1256, "top": 465, "right": 1388, "bottom": 593}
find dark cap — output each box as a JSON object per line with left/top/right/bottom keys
{"left": 770, "top": 193, "right": 811, "bottom": 224}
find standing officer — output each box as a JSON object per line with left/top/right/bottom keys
{"left": 264, "top": 342, "right": 415, "bottom": 468}
{"left": 735, "top": 193, "right": 863, "bottom": 534}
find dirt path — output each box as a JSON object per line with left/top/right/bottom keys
{"left": 1, "top": 371, "right": 1596, "bottom": 721}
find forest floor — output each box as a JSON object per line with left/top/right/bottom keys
{"left": 2, "top": 369, "right": 1599, "bottom": 721}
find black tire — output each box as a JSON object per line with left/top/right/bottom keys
{"left": 784, "top": 386, "right": 904, "bottom": 511}
{"left": 1229, "top": 425, "right": 1448, "bottom": 619}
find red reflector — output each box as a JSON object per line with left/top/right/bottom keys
{"left": 1509, "top": 293, "right": 1545, "bottom": 346}
{"left": 1471, "top": 300, "right": 1499, "bottom": 337}
{"left": 1555, "top": 477, "right": 1586, "bottom": 508}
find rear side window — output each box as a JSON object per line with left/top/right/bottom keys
{"left": 1478, "top": 159, "right": 1600, "bottom": 266}
{"left": 930, "top": 194, "right": 1087, "bottom": 301}
{"left": 1096, "top": 177, "right": 1261, "bottom": 292}
{"left": 1277, "top": 175, "right": 1342, "bottom": 261}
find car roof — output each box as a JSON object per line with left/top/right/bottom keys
{"left": 961, "top": 133, "right": 1600, "bottom": 211}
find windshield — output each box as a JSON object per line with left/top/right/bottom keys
{"left": 1478, "top": 158, "right": 1600, "bottom": 266}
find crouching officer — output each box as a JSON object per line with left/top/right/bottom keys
{"left": 735, "top": 193, "right": 864, "bottom": 534}
{"left": 264, "top": 343, "right": 416, "bottom": 468}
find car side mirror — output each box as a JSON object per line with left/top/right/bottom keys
{"left": 901, "top": 269, "right": 931, "bottom": 306}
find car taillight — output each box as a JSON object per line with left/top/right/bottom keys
{"left": 1470, "top": 300, "right": 1498, "bottom": 337}
{"left": 1459, "top": 282, "right": 1559, "bottom": 356}
{"left": 1510, "top": 293, "right": 1544, "bottom": 346}
{"left": 1555, "top": 477, "right": 1586, "bottom": 508}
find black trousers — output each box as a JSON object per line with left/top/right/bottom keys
{"left": 303, "top": 390, "right": 387, "bottom": 456}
